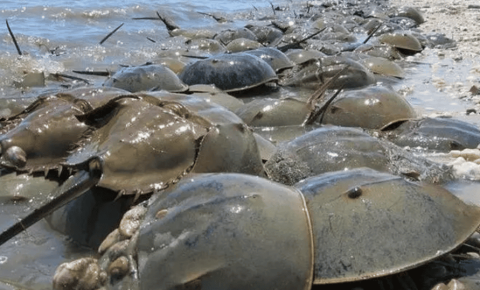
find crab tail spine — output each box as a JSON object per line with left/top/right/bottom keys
{"left": 0, "top": 160, "right": 102, "bottom": 246}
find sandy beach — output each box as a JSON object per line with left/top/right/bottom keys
{"left": 390, "top": 0, "right": 480, "bottom": 115}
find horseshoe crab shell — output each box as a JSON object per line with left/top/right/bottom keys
{"left": 0, "top": 94, "right": 91, "bottom": 174}
{"left": 185, "top": 89, "right": 245, "bottom": 112}
{"left": 282, "top": 56, "right": 376, "bottom": 90}
{"left": 178, "top": 53, "right": 278, "bottom": 92}
{"left": 156, "top": 58, "right": 187, "bottom": 74}
{"left": 57, "top": 86, "right": 131, "bottom": 110}
{"left": 286, "top": 49, "right": 326, "bottom": 65}
{"left": 103, "top": 64, "right": 188, "bottom": 93}
{"left": 295, "top": 168, "right": 480, "bottom": 284}
{"left": 64, "top": 97, "right": 203, "bottom": 195}
{"left": 354, "top": 43, "right": 402, "bottom": 60}
{"left": 380, "top": 117, "right": 480, "bottom": 152}
{"left": 321, "top": 85, "right": 416, "bottom": 129}
{"left": 186, "top": 39, "right": 226, "bottom": 55}
{"left": 358, "top": 56, "right": 405, "bottom": 79}
{"left": 214, "top": 28, "right": 258, "bottom": 44}
{"left": 135, "top": 173, "right": 314, "bottom": 290}
{"left": 389, "top": 6, "right": 425, "bottom": 25}
{"left": 234, "top": 97, "right": 309, "bottom": 127}
{"left": 378, "top": 31, "right": 423, "bottom": 53}
{"left": 265, "top": 126, "right": 453, "bottom": 185}
{"left": 245, "top": 24, "right": 283, "bottom": 46}
{"left": 225, "top": 38, "right": 262, "bottom": 53}
{"left": 244, "top": 47, "right": 294, "bottom": 72}
{"left": 65, "top": 93, "right": 263, "bottom": 196}
{"left": 146, "top": 92, "right": 263, "bottom": 175}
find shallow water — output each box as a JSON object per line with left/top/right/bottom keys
{"left": 0, "top": 0, "right": 281, "bottom": 94}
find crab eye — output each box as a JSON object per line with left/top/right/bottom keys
{"left": 4, "top": 146, "right": 27, "bottom": 169}
{"left": 345, "top": 186, "right": 362, "bottom": 199}
{"left": 74, "top": 99, "right": 93, "bottom": 113}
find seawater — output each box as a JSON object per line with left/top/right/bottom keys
{"left": 0, "top": 0, "right": 285, "bottom": 93}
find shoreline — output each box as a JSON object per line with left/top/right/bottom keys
{"left": 390, "top": 0, "right": 480, "bottom": 119}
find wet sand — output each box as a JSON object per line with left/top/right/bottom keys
{"left": 390, "top": 0, "right": 480, "bottom": 117}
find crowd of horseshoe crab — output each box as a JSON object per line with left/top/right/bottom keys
{"left": 3, "top": 0, "right": 480, "bottom": 289}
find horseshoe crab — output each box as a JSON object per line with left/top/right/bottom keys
{"left": 357, "top": 56, "right": 405, "bottom": 79}
{"left": 265, "top": 126, "right": 453, "bottom": 185}
{"left": 234, "top": 97, "right": 310, "bottom": 127}
{"left": 380, "top": 117, "right": 480, "bottom": 152}
{"left": 53, "top": 170, "right": 480, "bottom": 289}
{"left": 281, "top": 55, "right": 376, "bottom": 90}
{"left": 178, "top": 53, "right": 278, "bottom": 92}
{"left": 320, "top": 85, "right": 416, "bottom": 129}
{"left": 389, "top": 6, "right": 425, "bottom": 25}
{"left": 0, "top": 93, "right": 92, "bottom": 174}
{"left": 245, "top": 24, "right": 283, "bottom": 46}
{"left": 285, "top": 49, "right": 326, "bottom": 65}
{"left": 234, "top": 66, "right": 346, "bottom": 128}
{"left": 354, "top": 43, "right": 403, "bottom": 60}
{"left": 103, "top": 64, "right": 188, "bottom": 93}
{"left": 225, "top": 38, "right": 262, "bottom": 53}
{"left": 185, "top": 38, "right": 226, "bottom": 55}
{"left": 243, "top": 47, "right": 294, "bottom": 73}
{"left": 54, "top": 173, "right": 315, "bottom": 290}
{"left": 214, "top": 28, "right": 258, "bottom": 44}
{"left": 0, "top": 93, "right": 263, "bottom": 247}
{"left": 377, "top": 30, "right": 423, "bottom": 54}
{"left": 295, "top": 168, "right": 480, "bottom": 284}
{"left": 155, "top": 58, "right": 187, "bottom": 74}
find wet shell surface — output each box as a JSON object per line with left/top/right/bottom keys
{"left": 179, "top": 53, "right": 278, "bottom": 92}
{"left": 295, "top": 168, "right": 480, "bottom": 284}
{"left": 147, "top": 92, "right": 264, "bottom": 175}
{"left": 245, "top": 25, "right": 283, "bottom": 46}
{"left": 390, "top": 6, "right": 425, "bottom": 25}
{"left": 64, "top": 97, "right": 203, "bottom": 195}
{"left": 244, "top": 47, "right": 294, "bottom": 72}
{"left": 380, "top": 117, "right": 480, "bottom": 152}
{"left": 234, "top": 97, "right": 309, "bottom": 127}
{"left": 103, "top": 64, "right": 188, "bottom": 93}
{"left": 0, "top": 94, "right": 91, "bottom": 173}
{"left": 225, "top": 38, "right": 262, "bottom": 53}
{"left": 286, "top": 49, "right": 327, "bottom": 65}
{"left": 378, "top": 31, "right": 423, "bottom": 53}
{"left": 186, "top": 38, "right": 226, "bottom": 55}
{"left": 214, "top": 27, "right": 258, "bottom": 44}
{"left": 136, "top": 173, "right": 314, "bottom": 290}
{"left": 321, "top": 85, "right": 416, "bottom": 129}
{"left": 358, "top": 56, "right": 405, "bottom": 78}
{"left": 265, "top": 126, "right": 452, "bottom": 185}
{"left": 282, "top": 56, "right": 376, "bottom": 90}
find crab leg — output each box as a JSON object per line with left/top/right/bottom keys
{"left": 0, "top": 159, "right": 102, "bottom": 246}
